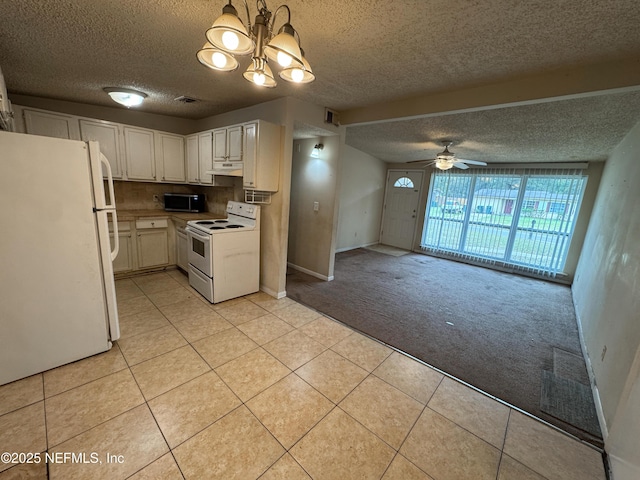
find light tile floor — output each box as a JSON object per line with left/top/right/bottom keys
{"left": 0, "top": 270, "right": 607, "bottom": 480}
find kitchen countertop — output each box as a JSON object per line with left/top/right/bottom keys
{"left": 115, "top": 209, "right": 222, "bottom": 222}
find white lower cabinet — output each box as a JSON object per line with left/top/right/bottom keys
{"left": 135, "top": 218, "right": 169, "bottom": 269}
{"left": 110, "top": 218, "right": 175, "bottom": 274}
{"left": 109, "top": 222, "right": 134, "bottom": 273}
{"left": 176, "top": 226, "right": 188, "bottom": 272}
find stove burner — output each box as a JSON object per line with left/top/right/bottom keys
{"left": 209, "top": 226, "right": 226, "bottom": 230}
{"left": 226, "top": 224, "right": 243, "bottom": 229}
{"left": 214, "top": 220, "right": 229, "bottom": 224}
{"left": 196, "top": 221, "right": 215, "bottom": 225}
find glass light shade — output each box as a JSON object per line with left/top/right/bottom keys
{"left": 264, "top": 25, "right": 303, "bottom": 69}
{"left": 197, "top": 44, "right": 239, "bottom": 71}
{"left": 103, "top": 88, "right": 147, "bottom": 107}
{"left": 221, "top": 31, "right": 240, "bottom": 51}
{"left": 206, "top": 12, "right": 253, "bottom": 55}
{"left": 435, "top": 159, "right": 454, "bottom": 170}
{"left": 243, "top": 61, "right": 276, "bottom": 88}
{"left": 280, "top": 54, "right": 315, "bottom": 84}
{"left": 276, "top": 51, "right": 293, "bottom": 67}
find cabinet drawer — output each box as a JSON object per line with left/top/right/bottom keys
{"left": 108, "top": 221, "right": 131, "bottom": 233}
{"left": 136, "top": 218, "right": 168, "bottom": 229}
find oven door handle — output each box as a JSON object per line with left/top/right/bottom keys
{"left": 186, "top": 226, "right": 211, "bottom": 242}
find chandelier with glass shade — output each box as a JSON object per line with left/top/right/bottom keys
{"left": 197, "top": 0, "right": 314, "bottom": 88}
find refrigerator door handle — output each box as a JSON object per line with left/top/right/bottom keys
{"left": 108, "top": 209, "right": 120, "bottom": 261}
{"left": 100, "top": 152, "right": 117, "bottom": 210}
{"left": 87, "top": 141, "right": 117, "bottom": 211}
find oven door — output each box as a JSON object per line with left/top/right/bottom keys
{"left": 186, "top": 226, "right": 212, "bottom": 277}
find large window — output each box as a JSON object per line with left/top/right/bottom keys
{"left": 421, "top": 168, "right": 587, "bottom": 278}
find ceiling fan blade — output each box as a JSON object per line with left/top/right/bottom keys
{"left": 452, "top": 162, "right": 469, "bottom": 169}
{"left": 406, "top": 158, "right": 436, "bottom": 164}
{"left": 457, "top": 159, "right": 487, "bottom": 166}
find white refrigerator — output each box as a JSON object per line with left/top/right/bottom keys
{"left": 0, "top": 130, "right": 120, "bottom": 386}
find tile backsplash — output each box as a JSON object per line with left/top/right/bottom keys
{"left": 111, "top": 181, "right": 241, "bottom": 215}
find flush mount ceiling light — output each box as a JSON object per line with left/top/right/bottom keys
{"left": 103, "top": 88, "right": 147, "bottom": 107}
{"left": 197, "top": 0, "right": 314, "bottom": 88}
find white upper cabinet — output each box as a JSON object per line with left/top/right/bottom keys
{"left": 124, "top": 127, "right": 156, "bottom": 181}
{"left": 23, "top": 109, "right": 80, "bottom": 140}
{"left": 198, "top": 131, "right": 214, "bottom": 184}
{"left": 79, "top": 119, "right": 123, "bottom": 179}
{"left": 213, "top": 125, "right": 243, "bottom": 162}
{"left": 185, "top": 134, "right": 200, "bottom": 184}
{"left": 155, "top": 132, "right": 185, "bottom": 182}
{"left": 17, "top": 106, "right": 281, "bottom": 191}
{"left": 243, "top": 120, "right": 281, "bottom": 192}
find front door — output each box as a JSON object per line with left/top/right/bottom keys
{"left": 380, "top": 170, "right": 424, "bottom": 250}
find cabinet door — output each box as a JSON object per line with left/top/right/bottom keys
{"left": 198, "top": 132, "right": 213, "bottom": 184}
{"left": 186, "top": 135, "right": 200, "bottom": 183}
{"left": 79, "top": 120, "right": 123, "bottom": 179}
{"left": 137, "top": 230, "right": 169, "bottom": 268}
{"left": 227, "top": 125, "right": 243, "bottom": 161}
{"left": 176, "top": 231, "right": 188, "bottom": 271}
{"left": 212, "top": 128, "right": 227, "bottom": 161}
{"left": 156, "top": 133, "right": 185, "bottom": 182}
{"left": 111, "top": 231, "right": 133, "bottom": 273}
{"left": 23, "top": 109, "right": 80, "bottom": 140}
{"left": 243, "top": 122, "right": 257, "bottom": 188}
{"left": 242, "top": 120, "right": 280, "bottom": 191}
{"left": 124, "top": 127, "right": 156, "bottom": 181}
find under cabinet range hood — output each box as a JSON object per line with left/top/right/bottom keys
{"left": 206, "top": 161, "right": 243, "bottom": 177}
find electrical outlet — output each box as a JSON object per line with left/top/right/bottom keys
{"left": 313, "top": 201, "right": 319, "bottom": 211}
{"left": 153, "top": 195, "right": 159, "bottom": 203}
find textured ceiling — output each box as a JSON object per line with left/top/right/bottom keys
{"left": 346, "top": 91, "right": 640, "bottom": 163}
{"left": 1, "top": 0, "right": 640, "bottom": 163}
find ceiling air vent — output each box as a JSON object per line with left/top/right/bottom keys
{"left": 174, "top": 96, "right": 197, "bottom": 103}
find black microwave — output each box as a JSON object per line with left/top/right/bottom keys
{"left": 163, "top": 193, "right": 206, "bottom": 212}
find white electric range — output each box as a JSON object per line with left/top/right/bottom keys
{"left": 186, "top": 201, "right": 260, "bottom": 303}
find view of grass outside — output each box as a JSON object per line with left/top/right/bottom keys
{"left": 422, "top": 172, "right": 586, "bottom": 274}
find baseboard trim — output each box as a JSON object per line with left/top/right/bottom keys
{"left": 572, "top": 287, "right": 609, "bottom": 441}
{"left": 260, "top": 285, "right": 287, "bottom": 299}
{"left": 335, "top": 242, "right": 378, "bottom": 254}
{"left": 287, "top": 263, "right": 334, "bottom": 281}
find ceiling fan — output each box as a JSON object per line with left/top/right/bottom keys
{"left": 408, "top": 141, "right": 487, "bottom": 170}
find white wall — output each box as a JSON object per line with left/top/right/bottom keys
{"left": 336, "top": 145, "right": 387, "bottom": 251}
{"left": 573, "top": 119, "right": 640, "bottom": 479}
{"left": 288, "top": 136, "right": 341, "bottom": 279}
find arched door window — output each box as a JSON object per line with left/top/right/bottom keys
{"left": 393, "top": 177, "right": 414, "bottom": 188}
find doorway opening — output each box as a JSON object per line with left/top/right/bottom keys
{"left": 380, "top": 170, "right": 424, "bottom": 250}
